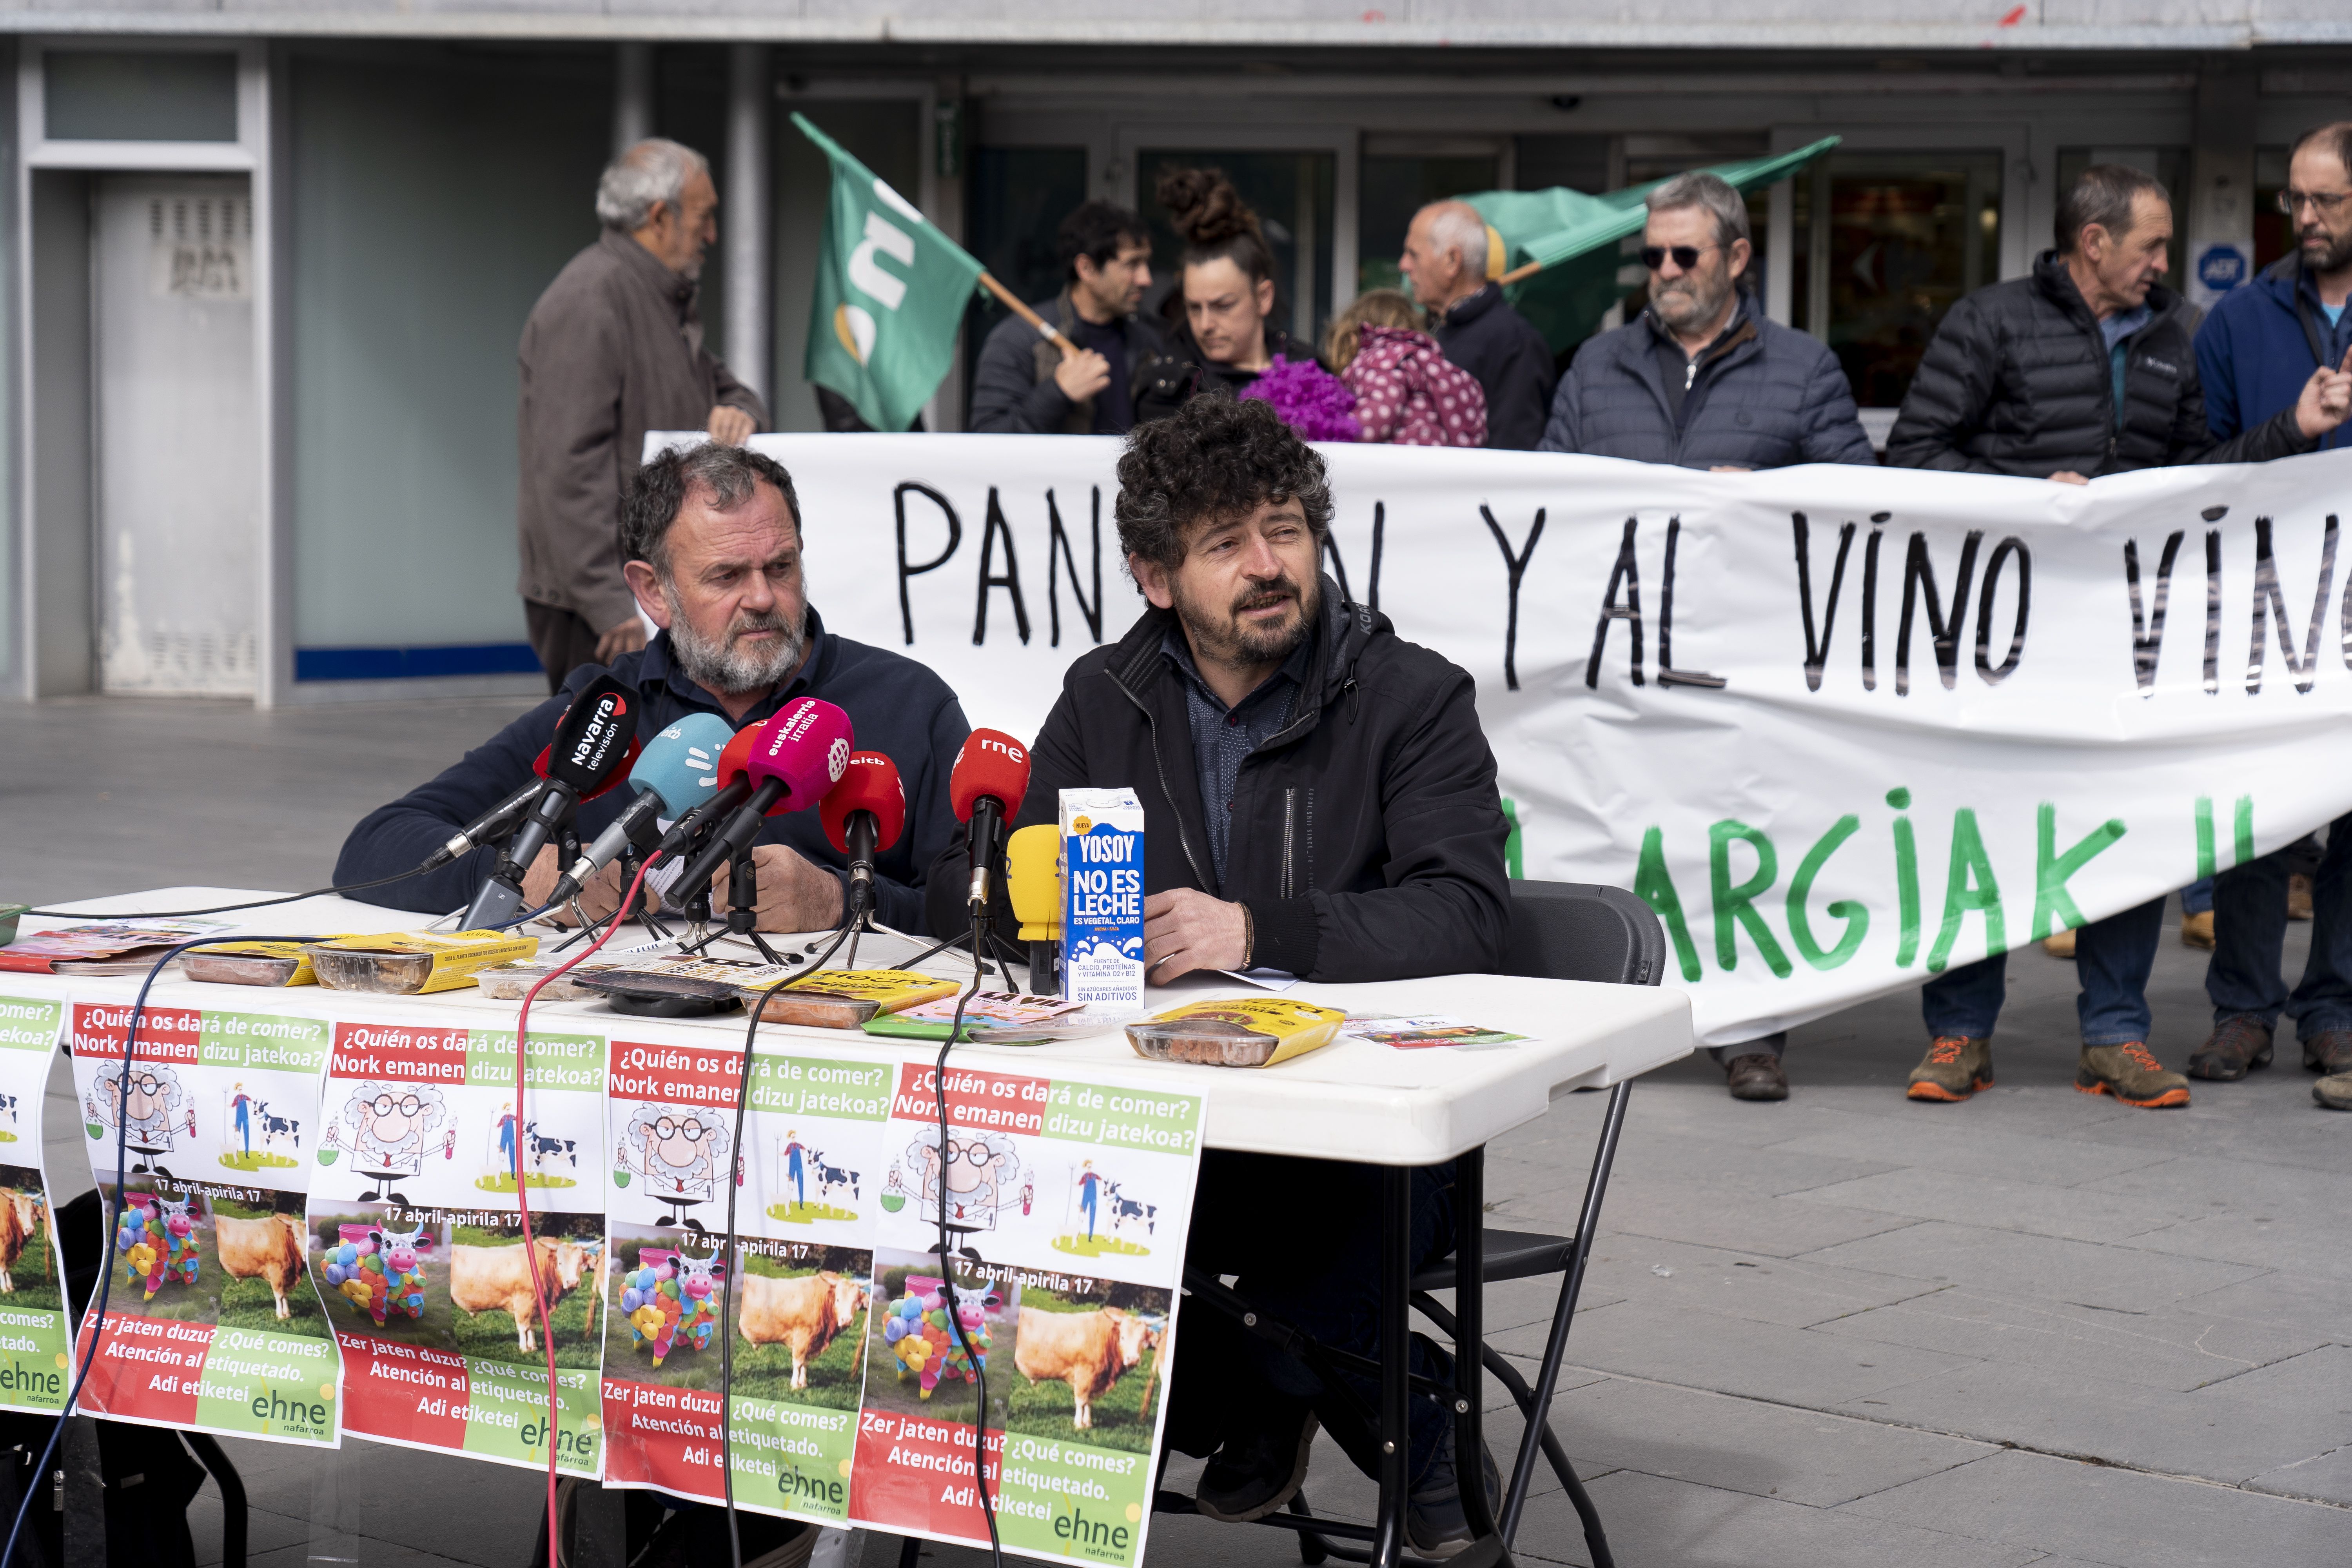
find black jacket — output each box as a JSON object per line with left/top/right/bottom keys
{"left": 1131, "top": 323, "right": 1307, "bottom": 425}
{"left": 335, "top": 615, "right": 970, "bottom": 934}
{"left": 1431, "top": 284, "right": 1559, "bottom": 451}
{"left": 1540, "top": 295, "right": 1877, "bottom": 468}
{"left": 924, "top": 581, "right": 1511, "bottom": 983}
{"left": 1885, "top": 250, "right": 2314, "bottom": 476}
{"left": 968, "top": 289, "right": 1177, "bottom": 435}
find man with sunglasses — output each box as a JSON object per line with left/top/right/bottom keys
{"left": 1540, "top": 171, "right": 1875, "bottom": 477}
{"left": 2190, "top": 122, "right": 2352, "bottom": 1109}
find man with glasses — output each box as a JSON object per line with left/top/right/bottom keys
{"left": 2191, "top": 122, "right": 2352, "bottom": 1109}
{"left": 621, "top": 1103, "right": 731, "bottom": 1229}
{"left": 1539, "top": 171, "right": 1875, "bottom": 487}
{"left": 89, "top": 1062, "right": 190, "bottom": 1175}
{"left": 332, "top": 1082, "right": 449, "bottom": 1205}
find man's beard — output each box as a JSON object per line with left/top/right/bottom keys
{"left": 1172, "top": 569, "right": 1320, "bottom": 672}
{"left": 663, "top": 585, "right": 808, "bottom": 695}
{"left": 1653, "top": 270, "right": 1732, "bottom": 333}
{"left": 2301, "top": 225, "right": 2352, "bottom": 275}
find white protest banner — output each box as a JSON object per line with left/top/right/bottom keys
{"left": 680, "top": 434, "right": 2352, "bottom": 1047}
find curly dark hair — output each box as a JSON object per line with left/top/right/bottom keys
{"left": 1156, "top": 166, "right": 1276, "bottom": 291}
{"left": 1057, "top": 199, "right": 1150, "bottom": 282}
{"left": 1114, "top": 394, "right": 1332, "bottom": 573}
{"left": 622, "top": 443, "right": 802, "bottom": 575}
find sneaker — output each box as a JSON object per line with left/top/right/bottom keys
{"left": 2289, "top": 873, "right": 2314, "bottom": 921}
{"left": 2187, "top": 1016, "right": 2274, "bottom": 1081}
{"left": 1724, "top": 1053, "right": 1789, "bottom": 1102}
{"left": 2076, "top": 1042, "right": 2191, "bottom": 1108}
{"left": 2180, "top": 909, "right": 2215, "bottom": 949}
{"left": 2315, "top": 1072, "right": 2352, "bottom": 1111}
{"left": 1907, "top": 1036, "right": 1994, "bottom": 1102}
{"left": 2303, "top": 1030, "right": 2352, "bottom": 1075}
{"left": 1405, "top": 1437, "right": 1501, "bottom": 1559}
{"left": 2042, "top": 929, "right": 2077, "bottom": 959}
{"left": 1195, "top": 1400, "right": 1317, "bottom": 1523}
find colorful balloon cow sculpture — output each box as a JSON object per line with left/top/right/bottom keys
{"left": 621, "top": 1248, "right": 722, "bottom": 1368}
{"left": 323, "top": 1224, "right": 430, "bottom": 1327}
{"left": 882, "top": 1274, "right": 998, "bottom": 1399}
{"left": 114, "top": 1196, "right": 200, "bottom": 1301}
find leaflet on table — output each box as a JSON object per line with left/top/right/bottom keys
{"left": 0, "top": 994, "right": 70, "bottom": 1415}
{"left": 307, "top": 1014, "right": 607, "bottom": 1476}
{"left": 64, "top": 998, "right": 341, "bottom": 1447}
{"left": 1338, "top": 1015, "right": 1530, "bottom": 1049}
{"left": 0, "top": 919, "right": 232, "bottom": 975}
{"left": 600, "top": 1025, "right": 890, "bottom": 1523}
{"left": 852, "top": 1059, "right": 1204, "bottom": 1568}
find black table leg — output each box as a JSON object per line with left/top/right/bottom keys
{"left": 1453, "top": 1148, "right": 1502, "bottom": 1552}
{"left": 1372, "top": 1163, "right": 1411, "bottom": 1568}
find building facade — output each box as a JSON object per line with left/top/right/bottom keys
{"left": 2, "top": 4, "right": 2345, "bottom": 704}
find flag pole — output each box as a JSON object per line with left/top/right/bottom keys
{"left": 1496, "top": 257, "right": 1543, "bottom": 288}
{"left": 977, "top": 272, "right": 1081, "bottom": 358}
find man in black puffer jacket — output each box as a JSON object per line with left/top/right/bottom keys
{"left": 1886, "top": 163, "right": 2352, "bottom": 1116}
{"left": 924, "top": 396, "right": 1509, "bottom": 1556}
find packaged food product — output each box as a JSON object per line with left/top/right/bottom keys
{"left": 1126, "top": 998, "right": 1345, "bottom": 1068}
{"left": 1061, "top": 788, "right": 1145, "bottom": 1010}
{"left": 183, "top": 939, "right": 339, "bottom": 987}
{"left": 742, "top": 967, "right": 961, "bottom": 1029}
{"left": 304, "top": 930, "right": 539, "bottom": 994}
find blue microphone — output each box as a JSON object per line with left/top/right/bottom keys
{"left": 549, "top": 712, "right": 733, "bottom": 904}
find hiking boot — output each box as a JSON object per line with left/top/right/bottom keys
{"left": 2180, "top": 909, "right": 2215, "bottom": 949}
{"left": 1907, "top": 1036, "right": 1994, "bottom": 1102}
{"left": 2289, "top": 873, "right": 2314, "bottom": 921}
{"left": 2076, "top": 1042, "right": 2191, "bottom": 1108}
{"left": 2303, "top": 1030, "right": 2352, "bottom": 1075}
{"left": 2042, "top": 929, "right": 2077, "bottom": 959}
{"left": 2315, "top": 1072, "right": 2352, "bottom": 1111}
{"left": 1724, "top": 1053, "right": 1788, "bottom": 1101}
{"left": 2187, "top": 1016, "right": 2274, "bottom": 1081}
{"left": 1405, "top": 1436, "right": 1501, "bottom": 1559}
{"left": 1196, "top": 1399, "right": 1317, "bottom": 1523}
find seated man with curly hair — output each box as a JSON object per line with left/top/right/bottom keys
{"left": 927, "top": 394, "right": 1510, "bottom": 1555}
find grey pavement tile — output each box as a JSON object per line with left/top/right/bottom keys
{"left": 1831, "top": 1357, "right": 2352, "bottom": 1485}
{"left": 1494, "top": 1299, "right": 1975, "bottom": 1408}
{"left": 1500, "top": 1174, "right": 1922, "bottom": 1259}
{"left": 2123, "top": 1212, "right": 2352, "bottom": 1282}
{"left": 1784, "top": 1166, "right": 2194, "bottom": 1244}
{"left": 1514, "top": 1466, "right": 2044, "bottom": 1568}
{"left": 2171, "top": 1267, "right": 2352, "bottom": 1339}
{"left": 2075, "top": 1152, "right": 2352, "bottom": 1218}
{"left": 1813, "top": 1288, "right": 2332, "bottom": 1392}
{"left": 1838, "top": 1447, "right": 2350, "bottom": 1568}
{"left": 1556, "top": 1236, "right": 1948, "bottom": 1329}
{"left": 1543, "top": 1376, "right": 1998, "bottom": 1506}
{"left": 1766, "top": 1111, "right": 2181, "bottom": 1189}
{"left": 188, "top": 1499, "right": 308, "bottom": 1568}
{"left": 1503, "top": 1126, "right": 1906, "bottom": 1199}
{"left": 2188, "top": 1343, "right": 2352, "bottom": 1408}
{"left": 1798, "top": 1221, "right": 2268, "bottom": 1311}
{"left": 2247, "top": 1443, "right": 2352, "bottom": 1507}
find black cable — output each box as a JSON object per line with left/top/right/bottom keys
{"left": 716, "top": 920, "right": 854, "bottom": 1568}
{"left": 933, "top": 913, "right": 1004, "bottom": 1568}
{"left": 1, "top": 934, "right": 309, "bottom": 1568}
{"left": 23, "top": 866, "right": 443, "bottom": 920}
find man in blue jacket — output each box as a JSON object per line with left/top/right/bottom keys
{"left": 335, "top": 443, "right": 969, "bottom": 936}
{"left": 1539, "top": 170, "right": 1877, "bottom": 472}
{"left": 2190, "top": 121, "right": 2352, "bottom": 1099}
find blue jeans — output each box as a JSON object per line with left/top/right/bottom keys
{"left": 1922, "top": 897, "right": 2167, "bottom": 1045}
{"left": 2208, "top": 816, "right": 2352, "bottom": 1039}
{"left": 2182, "top": 878, "right": 2213, "bottom": 916}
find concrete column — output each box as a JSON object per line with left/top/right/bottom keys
{"left": 612, "top": 42, "right": 653, "bottom": 159}
{"left": 725, "top": 43, "right": 772, "bottom": 408}
{"left": 2186, "top": 64, "right": 2258, "bottom": 312}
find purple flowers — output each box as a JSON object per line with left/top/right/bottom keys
{"left": 1242, "top": 356, "right": 1361, "bottom": 443}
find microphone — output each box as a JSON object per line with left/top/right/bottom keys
{"left": 820, "top": 753, "right": 906, "bottom": 926}
{"left": 665, "top": 698, "right": 855, "bottom": 909}
{"left": 459, "top": 675, "right": 639, "bottom": 928}
{"left": 1005, "top": 823, "right": 1061, "bottom": 991}
{"left": 550, "top": 712, "right": 733, "bottom": 906}
{"left": 950, "top": 729, "right": 1031, "bottom": 918}
{"left": 415, "top": 728, "right": 642, "bottom": 874}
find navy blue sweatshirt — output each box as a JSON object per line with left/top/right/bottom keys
{"left": 334, "top": 612, "right": 969, "bottom": 934}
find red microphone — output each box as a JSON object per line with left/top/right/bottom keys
{"left": 949, "top": 730, "right": 1031, "bottom": 917}
{"left": 822, "top": 753, "right": 907, "bottom": 926}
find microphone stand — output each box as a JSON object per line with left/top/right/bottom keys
{"left": 726, "top": 843, "right": 787, "bottom": 966}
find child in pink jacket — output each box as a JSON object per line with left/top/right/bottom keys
{"left": 1325, "top": 289, "right": 1487, "bottom": 448}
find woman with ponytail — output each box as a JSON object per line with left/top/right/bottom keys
{"left": 1146, "top": 169, "right": 1307, "bottom": 407}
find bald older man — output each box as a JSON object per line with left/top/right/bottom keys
{"left": 1399, "top": 199, "right": 1557, "bottom": 449}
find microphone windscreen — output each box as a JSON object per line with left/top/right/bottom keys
{"left": 543, "top": 675, "right": 639, "bottom": 793}
{"left": 629, "top": 713, "right": 736, "bottom": 817}
{"left": 820, "top": 752, "right": 907, "bottom": 854}
{"left": 949, "top": 729, "right": 1031, "bottom": 824}
{"left": 1005, "top": 823, "right": 1060, "bottom": 930}
{"left": 530, "top": 739, "right": 641, "bottom": 800}
{"left": 744, "top": 697, "right": 855, "bottom": 813}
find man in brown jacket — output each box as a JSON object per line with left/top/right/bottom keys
{"left": 517, "top": 137, "right": 766, "bottom": 690}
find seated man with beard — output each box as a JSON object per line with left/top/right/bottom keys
{"left": 338, "top": 442, "right": 970, "bottom": 933}
{"left": 924, "top": 396, "right": 1510, "bottom": 1555}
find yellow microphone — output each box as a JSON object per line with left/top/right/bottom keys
{"left": 1006, "top": 823, "right": 1062, "bottom": 993}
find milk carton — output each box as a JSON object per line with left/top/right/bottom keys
{"left": 1060, "top": 788, "right": 1145, "bottom": 1010}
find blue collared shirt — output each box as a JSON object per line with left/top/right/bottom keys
{"left": 1161, "top": 629, "right": 1315, "bottom": 895}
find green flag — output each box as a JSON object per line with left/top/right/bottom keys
{"left": 1462, "top": 136, "right": 1842, "bottom": 354}
{"left": 796, "top": 113, "right": 985, "bottom": 432}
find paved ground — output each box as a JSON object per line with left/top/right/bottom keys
{"left": 8, "top": 695, "right": 2348, "bottom": 1567}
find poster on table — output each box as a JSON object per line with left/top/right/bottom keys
{"left": 848, "top": 1058, "right": 1203, "bottom": 1568}
{"left": 666, "top": 432, "right": 2352, "bottom": 1046}
{"left": 307, "top": 1015, "right": 607, "bottom": 1475}
{"left": 64, "top": 998, "right": 340, "bottom": 1446}
{"left": 598, "top": 1027, "right": 889, "bottom": 1524}
{"left": 0, "top": 994, "right": 69, "bottom": 1415}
